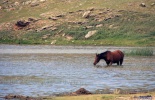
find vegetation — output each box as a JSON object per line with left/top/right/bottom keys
{"left": 0, "top": 0, "right": 155, "bottom": 46}
{"left": 43, "top": 91, "right": 155, "bottom": 100}
{"left": 125, "top": 48, "right": 154, "bottom": 56}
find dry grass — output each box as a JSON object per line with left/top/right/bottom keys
{"left": 44, "top": 92, "right": 155, "bottom": 100}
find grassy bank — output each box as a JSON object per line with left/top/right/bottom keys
{"left": 43, "top": 92, "right": 155, "bottom": 100}
{"left": 125, "top": 48, "right": 154, "bottom": 56}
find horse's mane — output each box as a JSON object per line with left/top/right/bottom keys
{"left": 100, "top": 51, "right": 110, "bottom": 56}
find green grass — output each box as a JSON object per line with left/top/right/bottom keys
{"left": 102, "top": 95, "right": 115, "bottom": 100}
{"left": 125, "top": 48, "right": 154, "bottom": 56}
{"left": 61, "top": 10, "right": 155, "bottom": 46}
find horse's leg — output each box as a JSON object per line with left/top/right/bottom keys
{"left": 117, "top": 62, "right": 119, "bottom": 65}
{"left": 106, "top": 61, "right": 110, "bottom": 66}
{"left": 106, "top": 62, "right": 109, "bottom": 66}
{"left": 120, "top": 58, "right": 124, "bottom": 65}
{"left": 109, "top": 62, "right": 112, "bottom": 66}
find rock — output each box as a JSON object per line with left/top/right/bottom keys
{"left": 85, "top": 30, "right": 97, "bottom": 39}
{"left": 16, "top": 21, "right": 30, "bottom": 27}
{"left": 104, "top": 17, "right": 112, "bottom": 21}
{"left": 5, "top": 94, "right": 38, "bottom": 100}
{"left": 30, "top": 0, "right": 40, "bottom": 7}
{"left": 0, "top": 6, "right": 2, "bottom": 10}
{"left": 73, "top": 88, "right": 92, "bottom": 95}
{"left": 5, "top": 94, "right": 15, "bottom": 99}
{"left": 5, "top": 94, "right": 26, "bottom": 99}
{"left": 68, "top": 11, "right": 74, "bottom": 14}
{"left": 24, "top": 1, "right": 32, "bottom": 5}
{"left": 62, "top": 33, "right": 65, "bottom": 37}
{"left": 42, "top": 34, "right": 51, "bottom": 39}
{"left": 42, "top": 36, "right": 48, "bottom": 39}
{"left": 76, "top": 9, "right": 84, "bottom": 12}
{"left": 14, "top": 2, "right": 20, "bottom": 6}
{"left": 134, "top": 95, "right": 152, "bottom": 100}
{"left": 37, "top": 25, "right": 57, "bottom": 32}
{"left": 68, "top": 21, "right": 87, "bottom": 25}
{"left": 115, "top": 14, "right": 122, "bottom": 17}
{"left": 66, "top": 35, "right": 73, "bottom": 40}
{"left": 151, "top": 3, "right": 155, "bottom": 6}
{"left": 82, "top": 11, "right": 91, "bottom": 18}
{"left": 89, "top": 7, "right": 95, "bottom": 11}
{"left": 40, "top": 25, "right": 52, "bottom": 30}
{"left": 108, "top": 24, "right": 117, "bottom": 29}
{"left": 2, "top": 0, "right": 8, "bottom": 4}
{"left": 140, "top": 3, "right": 146, "bottom": 7}
{"left": 85, "top": 26, "right": 93, "bottom": 29}
{"left": 51, "top": 27, "right": 58, "bottom": 31}
{"left": 51, "top": 40, "right": 56, "bottom": 44}
{"left": 96, "top": 24, "right": 103, "bottom": 28}
{"left": 40, "top": 0, "right": 46, "bottom": 2}
{"left": 31, "top": 3, "right": 39, "bottom": 7}
{"left": 56, "top": 14, "right": 65, "bottom": 17}
{"left": 109, "top": 24, "right": 114, "bottom": 28}
{"left": 48, "top": 17, "right": 58, "bottom": 20}
{"left": 31, "top": 0, "right": 38, "bottom": 4}
{"left": 28, "top": 17, "right": 39, "bottom": 22}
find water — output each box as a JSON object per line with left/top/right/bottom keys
{"left": 0, "top": 45, "right": 155, "bottom": 97}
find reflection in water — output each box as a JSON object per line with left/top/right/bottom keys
{"left": 0, "top": 45, "right": 155, "bottom": 97}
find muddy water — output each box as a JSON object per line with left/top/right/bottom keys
{"left": 0, "top": 45, "right": 155, "bottom": 97}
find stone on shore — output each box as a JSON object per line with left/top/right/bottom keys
{"left": 72, "top": 88, "right": 92, "bottom": 95}
{"left": 85, "top": 30, "right": 97, "bottom": 39}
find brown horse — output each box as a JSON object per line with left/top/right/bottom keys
{"left": 93, "top": 50, "right": 124, "bottom": 66}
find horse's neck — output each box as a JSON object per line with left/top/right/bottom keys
{"left": 100, "top": 53, "right": 106, "bottom": 60}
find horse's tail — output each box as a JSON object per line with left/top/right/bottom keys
{"left": 117, "top": 50, "right": 124, "bottom": 65}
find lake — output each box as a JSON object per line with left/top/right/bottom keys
{"left": 0, "top": 45, "right": 155, "bottom": 97}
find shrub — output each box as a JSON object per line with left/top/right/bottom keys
{"left": 125, "top": 48, "right": 153, "bottom": 56}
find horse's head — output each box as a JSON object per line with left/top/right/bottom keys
{"left": 93, "top": 53, "right": 101, "bottom": 65}
{"left": 93, "top": 51, "right": 109, "bottom": 65}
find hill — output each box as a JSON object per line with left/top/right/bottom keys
{"left": 0, "top": 0, "right": 155, "bottom": 46}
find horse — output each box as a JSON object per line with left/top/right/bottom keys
{"left": 93, "top": 50, "right": 124, "bottom": 66}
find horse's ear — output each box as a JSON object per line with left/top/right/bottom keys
{"left": 96, "top": 53, "right": 99, "bottom": 56}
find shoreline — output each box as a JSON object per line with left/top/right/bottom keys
{"left": 4, "top": 90, "right": 155, "bottom": 100}
{"left": 1, "top": 42, "right": 155, "bottom": 47}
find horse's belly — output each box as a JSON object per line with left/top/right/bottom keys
{"left": 113, "top": 57, "right": 121, "bottom": 61}
{"left": 113, "top": 60, "right": 119, "bottom": 63}
{"left": 112, "top": 54, "right": 122, "bottom": 62}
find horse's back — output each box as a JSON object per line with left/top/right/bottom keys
{"left": 112, "top": 50, "right": 124, "bottom": 61}
{"left": 116, "top": 50, "right": 124, "bottom": 57}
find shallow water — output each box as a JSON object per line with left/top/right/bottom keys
{"left": 0, "top": 45, "right": 155, "bottom": 97}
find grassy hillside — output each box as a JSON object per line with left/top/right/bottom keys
{"left": 0, "top": 0, "right": 155, "bottom": 46}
